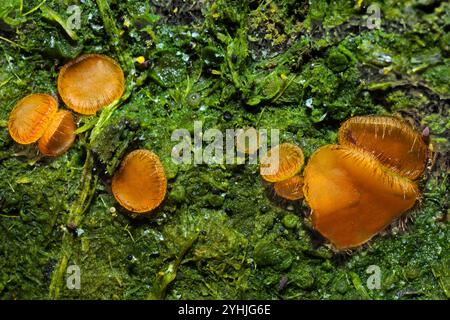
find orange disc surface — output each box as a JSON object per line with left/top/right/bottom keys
{"left": 58, "top": 54, "right": 125, "bottom": 115}
{"left": 303, "top": 145, "right": 419, "bottom": 250}
{"left": 260, "top": 143, "right": 304, "bottom": 182}
{"left": 339, "top": 116, "right": 428, "bottom": 180}
{"left": 112, "top": 149, "right": 167, "bottom": 213}
{"left": 274, "top": 175, "right": 304, "bottom": 200}
{"left": 8, "top": 94, "right": 58, "bottom": 144}
{"left": 38, "top": 110, "right": 76, "bottom": 157}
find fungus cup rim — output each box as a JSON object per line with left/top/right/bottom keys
{"left": 57, "top": 53, "right": 125, "bottom": 115}
{"left": 112, "top": 149, "right": 167, "bottom": 214}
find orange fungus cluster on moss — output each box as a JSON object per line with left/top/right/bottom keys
{"left": 303, "top": 144, "right": 419, "bottom": 249}
{"left": 7, "top": 53, "right": 126, "bottom": 158}
{"left": 260, "top": 143, "right": 305, "bottom": 183}
{"left": 260, "top": 142, "right": 306, "bottom": 201}
{"left": 8, "top": 93, "right": 76, "bottom": 157}
{"left": 303, "top": 116, "right": 428, "bottom": 250}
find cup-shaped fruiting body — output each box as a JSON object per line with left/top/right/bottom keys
{"left": 8, "top": 94, "right": 58, "bottom": 144}
{"left": 274, "top": 175, "right": 304, "bottom": 201}
{"left": 339, "top": 116, "right": 428, "bottom": 180}
{"left": 260, "top": 143, "right": 304, "bottom": 182}
{"left": 58, "top": 54, "right": 125, "bottom": 115}
{"left": 38, "top": 110, "right": 76, "bottom": 157}
{"left": 112, "top": 149, "right": 167, "bottom": 213}
{"left": 303, "top": 145, "right": 419, "bottom": 250}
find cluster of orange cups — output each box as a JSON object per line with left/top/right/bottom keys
{"left": 7, "top": 54, "right": 429, "bottom": 250}
{"left": 8, "top": 93, "right": 76, "bottom": 157}
{"left": 260, "top": 116, "right": 429, "bottom": 250}
{"left": 8, "top": 54, "right": 125, "bottom": 156}
{"left": 6, "top": 53, "right": 169, "bottom": 213}
{"left": 260, "top": 143, "right": 306, "bottom": 201}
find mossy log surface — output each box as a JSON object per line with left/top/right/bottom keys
{"left": 0, "top": 0, "right": 448, "bottom": 299}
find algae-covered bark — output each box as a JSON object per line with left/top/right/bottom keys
{"left": 0, "top": 0, "right": 448, "bottom": 299}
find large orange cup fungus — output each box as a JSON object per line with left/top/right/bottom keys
{"left": 8, "top": 93, "right": 58, "bottom": 144}
{"left": 303, "top": 145, "right": 420, "bottom": 250}
{"left": 57, "top": 54, "right": 125, "bottom": 115}
{"left": 112, "top": 149, "right": 167, "bottom": 213}
{"left": 303, "top": 115, "right": 428, "bottom": 250}
{"left": 274, "top": 175, "right": 304, "bottom": 201}
{"left": 38, "top": 110, "right": 76, "bottom": 157}
{"left": 339, "top": 116, "right": 428, "bottom": 180}
{"left": 260, "top": 143, "right": 305, "bottom": 182}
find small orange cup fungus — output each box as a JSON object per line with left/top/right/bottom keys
{"left": 339, "top": 116, "right": 428, "bottom": 180}
{"left": 8, "top": 93, "right": 58, "bottom": 144}
{"left": 58, "top": 54, "right": 125, "bottom": 115}
{"left": 303, "top": 145, "right": 419, "bottom": 250}
{"left": 38, "top": 110, "right": 76, "bottom": 157}
{"left": 274, "top": 175, "right": 304, "bottom": 201}
{"left": 112, "top": 149, "right": 167, "bottom": 213}
{"left": 260, "top": 143, "right": 304, "bottom": 182}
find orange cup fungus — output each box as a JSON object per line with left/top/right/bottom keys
{"left": 8, "top": 94, "right": 58, "bottom": 144}
{"left": 260, "top": 143, "right": 305, "bottom": 183}
{"left": 8, "top": 93, "right": 77, "bottom": 157}
{"left": 274, "top": 175, "right": 304, "bottom": 201}
{"left": 303, "top": 116, "right": 427, "bottom": 250}
{"left": 339, "top": 116, "right": 428, "bottom": 180}
{"left": 38, "top": 110, "right": 76, "bottom": 157}
{"left": 58, "top": 54, "right": 125, "bottom": 115}
{"left": 112, "top": 149, "right": 167, "bottom": 213}
{"left": 303, "top": 145, "right": 419, "bottom": 250}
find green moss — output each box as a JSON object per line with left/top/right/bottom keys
{"left": 305, "top": 0, "right": 354, "bottom": 30}
{"left": 422, "top": 63, "right": 450, "bottom": 96}
{"left": 254, "top": 237, "right": 293, "bottom": 271}
{"left": 282, "top": 214, "right": 299, "bottom": 229}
